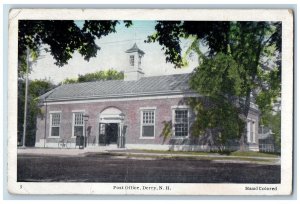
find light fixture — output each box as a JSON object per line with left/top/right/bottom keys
{"left": 119, "top": 113, "right": 125, "bottom": 121}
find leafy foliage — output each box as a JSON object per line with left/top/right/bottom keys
{"left": 18, "top": 79, "right": 55, "bottom": 146}
{"left": 18, "top": 48, "right": 40, "bottom": 78}
{"left": 147, "top": 21, "right": 281, "bottom": 150}
{"left": 146, "top": 21, "right": 186, "bottom": 67}
{"left": 146, "top": 21, "right": 230, "bottom": 67}
{"left": 188, "top": 97, "right": 244, "bottom": 151}
{"left": 61, "top": 69, "right": 124, "bottom": 84}
{"left": 160, "top": 121, "right": 172, "bottom": 143}
{"left": 189, "top": 53, "right": 242, "bottom": 97}
{"left": 18, "top": 20, "right": 132, "bottom": 68}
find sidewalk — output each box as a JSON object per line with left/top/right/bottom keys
{"left": 17, "top": 147, "right": 105, "bottom": 156}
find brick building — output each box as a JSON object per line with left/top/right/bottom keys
{"left": 35, "top": 44, "right": 260, "bottom": 151}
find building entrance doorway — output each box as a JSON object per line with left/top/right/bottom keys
{"left": 106, "top": 123, "right": 119, "bottom": 144}
{"left": 99, "top": 123, "right": 119, "bottom": 146}
{"left": 99, "top": 107, "right": 125, "bottom": 147}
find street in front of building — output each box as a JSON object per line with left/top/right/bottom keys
{"left": 17, "top": 152, "right": 280, "bottom": 183}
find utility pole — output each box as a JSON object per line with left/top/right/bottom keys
{"left": 22, "top": 47, "right": 30, "bottom": 148}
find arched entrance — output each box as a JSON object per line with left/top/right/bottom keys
{"left": 98, "top": 107, "right": 125, "bottom": 147}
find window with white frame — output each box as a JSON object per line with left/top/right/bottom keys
{"left": 173, "top": 109, "right": 189, "bottom": 137}
{"left": 130, "top": 55, "right": 134, "bottom": 66}
{"left": 100, "top": 124, "right": 105, "bottom": 135}
{"left": 50, "top": 113, "right": 60, "bottom": 137}
{"left": 141, "top": 110, "right": 155, "bottom": 137}
{"left": 73, "top": 112, "right": 84, "bottom": 137}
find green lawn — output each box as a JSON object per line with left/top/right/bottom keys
{"left": 229, "top": 151, "right": 280, "bottom": 157}
{"left": 85, "top": 150, "right": 280, "bottom": 164}
{"left": 135, "top": 149, "right": 279, "bottom": 158}
{"left": 126, "top": 153, "right": 275, "bottom": 163}
{"left": 96, "top": 152, "right": 278, "bottom": 164}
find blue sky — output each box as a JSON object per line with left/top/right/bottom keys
{"left": 29, "top": 20, "right": 198, "bottom": 84}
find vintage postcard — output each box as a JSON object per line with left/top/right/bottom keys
{"left": 7, "top": 9, "right": 293, "bottom": 195}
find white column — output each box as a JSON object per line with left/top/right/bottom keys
{"left": 247, "top": 120, "right": 251, "bottom": 143}
{"left": 252, "top": 120, "right": 256, "bottom": 143}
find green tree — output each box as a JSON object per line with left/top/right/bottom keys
{"left": 18, "top": 79, "right": 55, "bottom": 146}
{"left": 61, "top": 69, "right": 124, "bottom": 84}
{"left": 147, "top": 21, "right": 281, "bottom": 151}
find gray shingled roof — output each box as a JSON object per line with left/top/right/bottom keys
{"left": 41, "top": 73, "right": 196, "bottom": 102}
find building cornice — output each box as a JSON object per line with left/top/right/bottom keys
{"left": 43, "top": 92, "right": 200, "bottom": 105}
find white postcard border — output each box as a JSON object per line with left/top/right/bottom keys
{"left": 7, "top": 9, "right": 294, "bottom": 195}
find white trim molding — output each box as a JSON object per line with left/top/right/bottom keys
{"left": 99, "top": 107, "right": 123, "bottom": 123}
{"left": 139, "top": 107, "right": 157, "bottom": 110}
{"left": 44, "top": 93, "right": 200, "bottom": 105}
{"left": 49, "top": 110, "right": 62, "bottom": 113}
{"left": 72, "top": 110, "right": 85, "bottom": 113}
{"left": 171, "top": 105, "right": 189, "bottom": 109}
